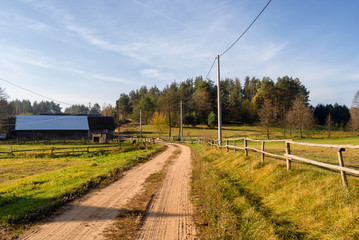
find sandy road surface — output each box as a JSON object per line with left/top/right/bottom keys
{"left": 137, "top": 144, "right": 197, "bottom": 239}
{"left": 21, "top": 143, "right": 196, "bottom": 240}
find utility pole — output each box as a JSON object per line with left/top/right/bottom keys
{"left": 140, "top": 109, "right": 142, "bottom": 137}
{"left": 217, "top": 55, "right": 222, "bottom": 145}
{"left": 116, "top": 100, "right": 120, "bottom": 136}
{"left": 180, "top": 100, "right": 183, "bottom": 143}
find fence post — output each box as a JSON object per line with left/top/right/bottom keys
{"left": 261, "top": 141, "right": 265, "bottom": 162}
{"left": 226, "top": 139, "right": 229, "bottom": 152}
{"left": 335, "top": 148, "right": 348, "bottom": 187}
{"left": 234, "top": 140, "right": 236, "bottom": 152}
{"left": 51, "top": 149, "right": 54, "bottom": 155}
{"left": 244, "top": 138, "right": 248, "bottom": 156}
{"left": 285, "top": 142, "right": 291, "bottom": 171}
{"left": 87, "top": 147, "right": 89, "bottom": 153}
{"left": 10, "top": 146, "right": 12, "bottom": 154}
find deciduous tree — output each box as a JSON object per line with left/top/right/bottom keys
{"left": 286, "top": 97, "right": 314, "bottom": 138}
{"left": 150, "top": 112, "right": 167, "bottom": 136}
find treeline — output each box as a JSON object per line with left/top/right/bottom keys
{"left": 117, "top": 76, "right": 310, "bottom": 134}
{"left": 114, "top": 75, "right": 356, "bottom": 137}
{"left": 9, "top": 100, "right": 102, "bottom": 115}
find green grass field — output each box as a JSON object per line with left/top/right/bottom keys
{"left": 122, "top": 123, "right": 359, "bottom": 142}
{"left": 191, "top": 144, "right": 359, "bottom": 239}
{"left": 0, "top": 142, "right": 163, "bottom": 233}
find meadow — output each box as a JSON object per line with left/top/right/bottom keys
{"left": 122, "top": 123, "right": 359, "bottom": 142}
{"left": 191, "top": 144, "right": 359, "bottom": 239}
{"left": 0, "top": 141, "right": 162, "bottom": 236}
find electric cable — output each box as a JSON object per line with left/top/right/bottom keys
{"left": 0, "top": 76, "right": 72, "bottom": 106}
{"left": 220, "top": 0, "right": 272, "bottom": 57}
{"left": 203, "top": 0, "right": 272, "bottom": 79}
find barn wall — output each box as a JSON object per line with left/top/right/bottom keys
{"left": 16, "top": 130, "right": 89, "bottom": 140}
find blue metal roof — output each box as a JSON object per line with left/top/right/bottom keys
{"left": 15, "top": 115, "right": 89, "bottom": 131}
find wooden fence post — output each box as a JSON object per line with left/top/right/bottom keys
{"left": 335, "top": 148, "right": 348, "bottom": 187}
{"left": 87, "top": 147, "right": 89, "bottom": 153}
{"left": 226, "top": 139, "right": 228, "bottom": 152}
{"left": 10, "top": 146, "right": 12, "bottom": 154}
{"left": 234, "top": 140, "right": 236, "bottom": 152}
{"left": 244, "top": 138, "right": 248, "bottom": 156}
{"left": 285, "top": 142, "right": 291, "bottom": 171}
{"left": 261, "top": 141, "right": 265, "bottom": 162}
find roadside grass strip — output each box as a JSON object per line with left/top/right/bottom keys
{"left": 0, "top": 144, "right": 163, "bottom": 230}
{"left": 191, "top": 144, "right": 359, "bottom": 239}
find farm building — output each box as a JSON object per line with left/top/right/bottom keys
{"left": 14, "top": 115, "right": 116, "bottom": 142}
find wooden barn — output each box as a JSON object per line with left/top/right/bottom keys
{"left": 14, "top": 115, "right": 115, "bottom": 142}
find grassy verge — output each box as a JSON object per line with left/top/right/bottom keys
{"left": 0, "top": 143, "right": 163, "bottom": 238}
{"left": 191, "top": 144, "right": 359, "bottom": 239}
{"left": 103, "top": 146, "right": 181, "bottom": 239}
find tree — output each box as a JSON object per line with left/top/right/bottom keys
{"left": 352, "top": 90, "right": 359, "bottom": 108}
{"left": 184, "top": 112, "right": 200, "bottom": 127}
{"left": 117, "top": 93, "right": 131, "bottom": 120}
{"left": 325, "top": 113, "right": 333, "bottom": 138}
{"left": 89, "top": 103, "right": 101, "bottom": 114}
{"left": 275, "top": 76, "right": 309, "bottom": 126}
{"left": 191, "top": 88, "right": 211, "bottom": 124}
{"left": 132, "top": 97, "right": 155, "bottom": 124}
{"left": 0, "top": 87, "right": 14, "bottom": 134}
{"left": 208, "top": 111, "right": 217, "bottom": 128}
{"left": 158, "top": 83, "right": 179, "bottom": 137}
{"left": 259, "top": 100, "right": 276, "bottom": 139}
{"left": 348, "top": 108, "right": 359, "bottom": 131}
{"left": 64, "top": 104, "right": 89, "bottom": 114}
{"left": 286, "top": 97, "right": 314, "bottom": 138}
{"left": 101, "top": 103, "right": 114, "bottom": 116}
{"left": 150, "top": 112, "right": 167, "bottom": 136}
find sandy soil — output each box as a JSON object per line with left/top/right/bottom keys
{"left": 136, "top": 144, "right": 197, "bottom": 240}
{"left": 21, "top": 143, "right": 196, "bottom": 240}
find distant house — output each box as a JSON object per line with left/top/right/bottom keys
{"left": 14, "top": 115, "right": 115, "bottom": 142}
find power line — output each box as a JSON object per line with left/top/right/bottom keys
{"left": 220, "top": 0, "right": 272, "bottom": 57}
{"left": 0, "top": 76, "right": 72, "bottom": 106}
{"left": 205, "top": 57, "right": 217, "bottom": 81}
{"left": 203, "top": 0, "right": 272, "bottom": 81}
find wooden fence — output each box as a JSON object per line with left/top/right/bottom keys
{"left": 207, "top": 137, "right": 359, "bottom": 187}
{"left": 0, "top": 137, "right": 156, "bottom": 156}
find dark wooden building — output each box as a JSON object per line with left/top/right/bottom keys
{"left": 14, "top": 115, "right": 115, "bottom": 141}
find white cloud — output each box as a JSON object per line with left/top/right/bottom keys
{"left": 258, "top": 42, "right": 289, "bottom": 62}
{"left": 140, "top": 69, "right": 175, "bottom": 81}
{"left": 132, "top": 0, "right": 185, "bottom": 27}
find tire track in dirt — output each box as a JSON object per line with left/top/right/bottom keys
{"left": 136, "top": 144, "right": 197, "bottom": 240}
{"left": 21, "top": 144, "right": 178, "bottom": 240}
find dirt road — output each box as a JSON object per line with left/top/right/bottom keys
{"left": 21, "top": 143, "right": 196, "bottom": 240}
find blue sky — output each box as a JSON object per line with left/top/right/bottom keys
{"left": 0, "top": 0, "right": 358, "bottom": 110}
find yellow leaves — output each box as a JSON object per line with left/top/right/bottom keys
{"left": 150, "top": 112, "right": 167, "bottom": 135}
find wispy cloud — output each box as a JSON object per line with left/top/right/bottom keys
{"left": 133, "top": 0, "right": 185, "bottom": 27}
{"left": 258, "top": 42, "right": 289, "bottom": 62}
{"left": 140, "top": 68, "right": 175, "bottom": 81}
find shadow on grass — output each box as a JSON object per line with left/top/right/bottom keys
{"left": 220, "top": 172, "right": 307, "bottom": 240}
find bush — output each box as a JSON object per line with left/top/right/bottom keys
{"left": 207, "top": 111, "right": 217, "bottom": 128}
